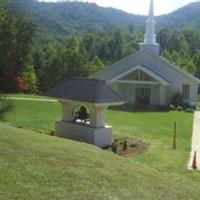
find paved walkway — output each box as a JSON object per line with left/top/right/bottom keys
{"left": 188, "top": 111, "right": 200, "bottom": 170}
{"left": 5, "top": 97, "right": 57, "bottom": 102}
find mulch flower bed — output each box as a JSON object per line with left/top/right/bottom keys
{"left": 111, "top": 136, "right": 149, "bottom": 157}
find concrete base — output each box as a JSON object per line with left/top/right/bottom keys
{"left": 55, "top": 120, "right": 112, "bottom": 147}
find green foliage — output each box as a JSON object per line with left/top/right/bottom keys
{"left": 36, "top": 36, "right": 89, "bottom": 91}
{"left": 1, "top": 0, "right": 200, "bottom": 94}
{"left": 158, "top": 2, "right": 200, "bottom": 29}
{"left": 34, "top": 29, "right": 141, "bottom": 91}
{"left": 6, "top": 0, "right": 200, "bottom": 42}
{"left": 171, "top": 93, "right": 183, "bottom": 107}
{"left": 193, "top": 49, "right": 200, "bottom": 76}
{"left": 88, "top": 55, "right": 104, "bottom": 74}
{"left": 161, "top": 49, "right": 171, "bottom": 60}
{"left": 111, "top": 141, "right": 118, "bottom": 154}
{"left": 183, "top": 60, "right": 196, "bottom": 74}
{"left": 20, "top": 64, "right": 38, "bottom": 93}
{"left": 33, "top": 27, "right": 200, "bottom": 92}
{"left": 6, "top": 0, "right": 145, "bottom": 41}
{"left": 158, "top": 29, "right": 200, "bottom": 76}
{"left": 0, "top": 96, "right": 13, "bottom": 120}
{"left": 123, "top": 139, "right": 128, "bottom": 151}
{"left": 0, "top": 5, "right": 36, "bottom": 92}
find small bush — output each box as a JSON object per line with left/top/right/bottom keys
{"left": 171, "top": 93, "right": 183, "bottom": 107}
{"left": 177, "top": 106, "right": 183, "bottom": 112}
{"left": 0, "top": 95, "right": 13, "bottom": 120}
{"left": 49, "top": 130, "right": 54, "bottom": 136}
{"left": 123, "top": 139, "right": 127, "bottom": 151}
{"left": 111, "top": 142, "right": 118, "bottom": 154}
{"left": 169, "top": 104, "right": 176, "bottom": 110}
{"left": 184, "top": 108, "right": 194, "bottom": 113}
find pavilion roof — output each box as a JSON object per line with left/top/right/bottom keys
{"left": 45, "top": 78, "right": 125, "bottom": 104}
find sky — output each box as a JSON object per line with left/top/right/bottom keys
{"left": 38, "top": 0, "right": 199, "bottom": 16}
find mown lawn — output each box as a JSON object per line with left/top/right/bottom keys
{"left": 1, "top": 95, "right": 200, "bottom": 199}
{"left": 2, "top": 93, "right": 49, "bottom": 99}
{"left": 5, "top": 99, "right": 61, "bottom": 132}
{"left": 1, "top": 123, "right": 200, "bottom": 200}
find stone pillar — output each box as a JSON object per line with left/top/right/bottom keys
{"left": 60, "top": 101, "right": 75, "bottom": 122}
{"left": 90, "top": 105, "right": 107, "bottom": 128}
{"left": 159, "top": 86, "right": 166, "bottom": 106}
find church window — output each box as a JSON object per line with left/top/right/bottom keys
{"left": 182, "top": 84, "right": 190, "bottom": 99}
{"left": 136, "top": 70, "right": 151, "bottom": 81}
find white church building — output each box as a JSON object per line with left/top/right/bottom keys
{"left": 92, "top": 0, "right": 200, "bottom": 107}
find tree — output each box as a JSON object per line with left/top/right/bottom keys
{"left": 20, "top": 64, "right": 38, "bottom": 93}
{"left": 0, "top": 8, "right": 36, "bottom": 92}
{"left": 166, "top": 31, "right": 189, "bottom": 54}
{"left": 157, "top": 29, "right": 170, "bottom": 52}
{"left": 37, "top": 36, "right": 90, "bottom": 91}
{"left": 183, "top": 61, "right": 196, "bottom": 74}
{"left": 162, "top": 49, "right": 171, "bottom": 60}
{"left": 193, "top": 50, "right": 200, "bottom": 77}
{"left": 88, "top": 55, "right": 104, "bottom": 75}
{"left": 171, "top": 51, "right": 180, "bottom": 65}
{"left": 110, "top": 29, "right": 125, "bottom": 60}
{"left": 81, "top": 33, "right": 95, "bottom": 60}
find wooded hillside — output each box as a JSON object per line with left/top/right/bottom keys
{"left": 1, "top": 0, "right": 200, "bottom": 93}
{"left": 7, "top": 0, "right": 200, "bottom": 40}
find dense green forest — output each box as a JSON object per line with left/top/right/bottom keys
{"left": 0, "top": 0, "right": 200, "bottom": 94}
{"left": 6, "top": 0, "right": 200, "bottom": 41}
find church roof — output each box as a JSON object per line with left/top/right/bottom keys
{"left": 108, "top": 64, "right": 172, "bottom": 86}
{"left": 91, "top": 48, "right": 200, "bottom": 84}
{"left": 45, "top": 78, "right": 125, "bottom": 104}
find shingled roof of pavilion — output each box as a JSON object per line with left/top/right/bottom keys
{"left": 45, "top": 78, "right": 125, "bottom": 104}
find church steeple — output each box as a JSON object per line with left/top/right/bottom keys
{"left": 140, "top": 0, "right": 159, "bottom": 54}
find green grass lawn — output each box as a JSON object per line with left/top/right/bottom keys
{"left": 5, "top": 99, "right": 61, "bottom": 132}
{"left": 2, "top": 93, "right": 49, "bottom": 99}
{"left": 1, "top": 95, "right": 200, "bottom": 199}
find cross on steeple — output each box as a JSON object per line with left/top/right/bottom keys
{"left": 140, "top": 0, "right": 160, "bottom": 54}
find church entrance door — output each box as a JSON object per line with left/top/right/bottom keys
{"left": 136, "top": 88, "right": 150, "bottom": 105}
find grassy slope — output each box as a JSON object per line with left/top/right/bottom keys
{"left": 1, "top": 96, "right": 200, "bottom": 199}
{"left": 5, "top": 99, "right": 199, "bottom": 175}
{"left": 1, "top": 123, "right": 200, "bottom": 200}
{"left": 5, "top": 99, "right": 61, "bottom": 132}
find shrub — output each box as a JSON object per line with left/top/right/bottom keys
{"left": 184, "top": 108, "right": 194, "bottom": 113}
{"left": 0, "top": 95, "right": 13, "bottom": 120}
{"left": 169, "top": 104, "right": 176, "bottom": 110}
{"left": 111, "top": 142, "right": 118, "bottom": 154}
{"left": 177, "top": 106, "right": 183, "bottom": 112}
{"left": 171, "top": 93, "right": 183, "bottom": 107}
{"left": 123, "top": 139, "right": 127, "bottom": 151}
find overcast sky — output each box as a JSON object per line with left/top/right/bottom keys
{"left": 38, "top": 0, "right": 199, "bottom": 16}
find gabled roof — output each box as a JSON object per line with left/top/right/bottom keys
{"left": 108, "top": 65, "right": 171, "bottom": 86}
{"left": 145, "top": 49, "right": 200, "bottom": 84}
{"left": 91, "top": 49, "right": 144, "bottom": 81}
{"left": 45, "top": 78, "right": 125, "bottom": 104}
{"left": 91, "top": 48, "right": 200, "bottom": 84}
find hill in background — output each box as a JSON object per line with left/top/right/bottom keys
{"left": 158, "top": 1, "right": 200, "bottom": 29}
{"left": 7, "top": 0, "right": 200, "bottom": 40}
